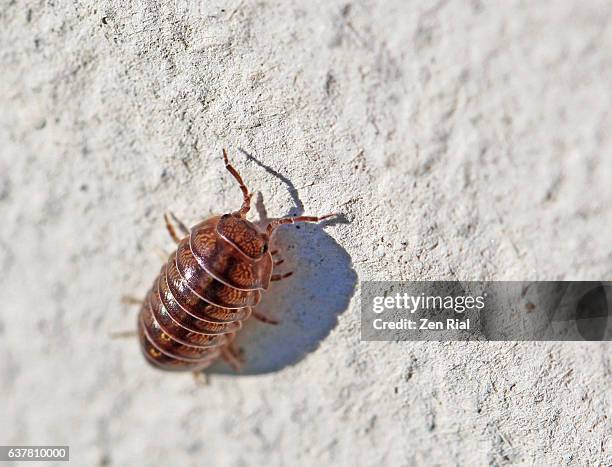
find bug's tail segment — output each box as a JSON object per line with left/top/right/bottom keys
{"left": 266, "top": 213, "right": 338, "bottom": 236}
{"left": 222, "top": 148, "right": 252, "bottom": 217}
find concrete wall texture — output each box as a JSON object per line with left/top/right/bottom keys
{"left": 1, "top": 1, "right": 610, "bottom": 466}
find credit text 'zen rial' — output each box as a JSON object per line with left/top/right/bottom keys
{"left": 372, "top": 318, "right": 470, "bottom": 330}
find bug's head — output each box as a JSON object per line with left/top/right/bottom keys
{"left": 217, "top": 213, "right": 270, "bottom": 259}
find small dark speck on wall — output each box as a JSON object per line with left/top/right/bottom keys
{"left": 0, "top": 176, "right": 10, "bottom": 201}
{"left": 98, "top": 453, "right": 111, "bottom": 466}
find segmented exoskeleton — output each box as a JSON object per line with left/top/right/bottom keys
{"left": 137, "top": 150, "right": 334, "bottom": 372}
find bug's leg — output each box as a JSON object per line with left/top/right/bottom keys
{"left": 192, "top": 372, "right": 210, "bottom": 386}
{"left": 270, "top": 250, "right": 287, "bottom": 265}
{"left": 164, "top": 213, "right": 182, "bottom": 243}
{"left": 221, "top": 347, "right": 243, "bottom": 372}
{"left": 266, "top": 213, "right": 336, "bottom": 235}
{"left": 271, "top": 271, "right": 293, "bottom": 281}
{"left": 110, "top": 330, "right": 138, "bottom": 339}
{"left": 223, "top": 148, "right": 252, "bottom": 217}
{"left": 226, "top": 341, "right": 244, "bottom": 360}
{"left": 168, "top": 211, "right": 189, "bottom": 236}
{"left": 221, "top": 338, "right": 244, "bottom": 372}
{"left": 153, "top": 247, "right": 171, "bottom": 262}
{"left": 164, "top": 212, "right": 190, "bottom": 243}
{"left": 112, "top": 296, "right": 142, "bottom": 338}
{"left": 121, "top": 295, "right": 143, "bottom": 306}
{"left": 252, "top": 309, "right": 280, "bottom": 325}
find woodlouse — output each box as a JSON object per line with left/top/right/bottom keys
{"left": 137, "top": 149, "right": 334, "bottom": 373}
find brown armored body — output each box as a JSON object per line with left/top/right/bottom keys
{"left": 137, "top": 150, "right": 333, "bottom": 372}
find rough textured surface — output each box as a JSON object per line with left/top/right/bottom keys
{"left": 1, "top": 1, "right": 611, "bottom": 465}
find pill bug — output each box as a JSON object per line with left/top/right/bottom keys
{"left": 137, "top": 149, "right": 334, "bottom": 373}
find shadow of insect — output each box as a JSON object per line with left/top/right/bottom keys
{"left": 207, "top": 149, "right": 357, "bottom": 375}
